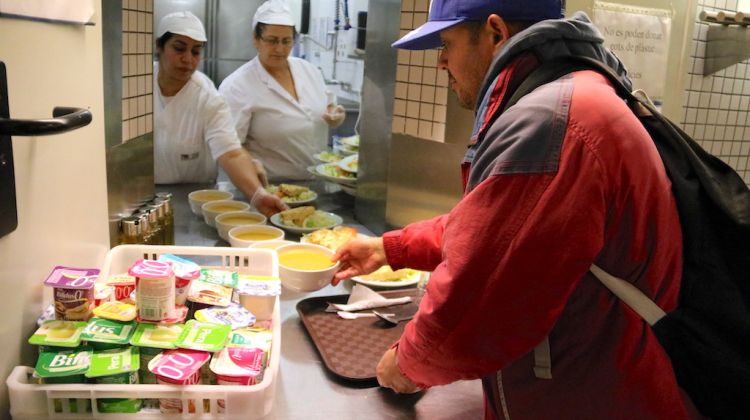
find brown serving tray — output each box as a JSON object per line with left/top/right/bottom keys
{"left": 296, "top": 289, "right": 417, "bottom": 381}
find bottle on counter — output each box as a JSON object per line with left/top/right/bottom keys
{"left": 155, "top": 192, "right": 174, "bottom": 245}
{"left": 147, "top": 202, "right": 167, "bottom": 246}
{"left": 120, "top": 216, "right": 144, "bottom": 245}
{"left": 134, "top": 211, "right": 154, "bottom": 245}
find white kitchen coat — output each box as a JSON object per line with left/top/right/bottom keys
{"left": 219, "top": 56, "right": 329, "bottom": 181}
{"left": 153, "top": 63, "right": 241, "bottom": 184}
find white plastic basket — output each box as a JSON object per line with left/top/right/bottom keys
{"left": 7, "top": 245, "right": 281, "bottom": 419}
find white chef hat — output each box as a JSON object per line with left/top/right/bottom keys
{"left": 157, "top": 11, "right": 207, "bottom": 42}
{"left": 252, "top": 0, "right": 296, "bottom": 30}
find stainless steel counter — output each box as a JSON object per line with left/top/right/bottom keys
{"left": 159, "top": 181, "right": 484, "bottom": 419}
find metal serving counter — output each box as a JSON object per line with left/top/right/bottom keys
{"left": 160, "top": 181, "right": 484, "bottom": 419}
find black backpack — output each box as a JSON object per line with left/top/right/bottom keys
{"left": 502, "top": 55, "right": 750, "bottom": 419}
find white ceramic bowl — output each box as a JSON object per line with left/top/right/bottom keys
{"left": 215, "top": 211, "right": 267, "bottom": 241}
{"left": 248, "top": 239, "right": 296, "bottom": 250}
{"left": 276, "top": 243, "right": 340, "bottom": 292}
{"left": 201, "top": 200, "right": 250, "bottom": 227}
{"left": 188, "top": 189, "right": 233, "bottom": 216}
{"left": 228, "top": 225, "right": 285, "bottom": 248}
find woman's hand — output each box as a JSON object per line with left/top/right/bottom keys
{"left": 331, "top": 236, "right": 387, "bottom": 285}
{"left": 322, "top": 105, "right": 346, "bottom": 128}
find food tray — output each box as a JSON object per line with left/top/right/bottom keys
{"left": 7, "top": 245, "right": 281, "bottom": 419}
{"left": 296, "top": 289, "right": 417, "bottom": 381}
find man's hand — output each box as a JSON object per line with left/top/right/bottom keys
{"left": 376, "top": 347, "right": 421, "bottom": 394}
{"left": 322, "top": 105, "right": 346, "bottom": 128}
{"left": 250, "top": 186, "right": 288, "bottom": 217}
{"left": 331, "top": 237, "right": 387, "bottom": 285}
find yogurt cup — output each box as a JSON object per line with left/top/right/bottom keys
{"left": 29, "top": 320, "right": 87, "bottom": 348}
{"left": 129, "top": 260, "right": 175, "bottom": 322}
{"left": 235, "top": 275, "right": 281, "bottom": 321}
{"left": 85, "top": 347, "right": 142, "bottom": 413}
{"left": 107, "top": 274, "right": 136, "bottom": 304}
{"left": 44, "top": 266, "right": 98, "bottom": 321}
{"left": 148, "top": 348, "right": 210, "bottom": 414}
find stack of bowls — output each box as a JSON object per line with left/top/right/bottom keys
{"left": 201, "top": 200, "right": 250, "bottom": 227}
{"left": 188, "top": 190, "right": 233, "bottom": 216}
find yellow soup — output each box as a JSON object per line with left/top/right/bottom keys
{"left": 222, "top": 216, "right": 263, "bottom": 225}
{"left": 279, "top": 250, "right": 335, "bottom": 270}
{"left": 207, "top": 205, "right": 244, "bottom": 213}
{"left": 192, "top": 191, "right": 231, "bottom": 202}
{"left": 235, "top": 231, "right": 280, "bottom": 241}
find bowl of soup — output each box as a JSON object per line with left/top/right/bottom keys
{"left": 228, "top": 225, "right": 285, "bottom": 248}
{"left": 215, "top": 211, "right": 267, "bottom": 241}
{"left": 188, "top": 189, "right": 234, "bottom": 216}
{"left": 202, "top": 200, "right": 251, "bottom": 227}
{"left": 248, "top": 239, "right": 295, "bottom": 250}
{"left": 276, "top": 243, "right": 340, "bottom": 292}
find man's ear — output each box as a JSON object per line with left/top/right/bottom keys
{"left": 487, "top": 14, "right": 510, "bottom": 51}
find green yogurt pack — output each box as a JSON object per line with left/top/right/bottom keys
{"left": 81, "top": 317, "right": 136, "bottom": 345}
{"left": 34, "top": 346, "right": 92, "bottom": 383}
{"left": 176, "top": 320, "right": 231, "bottom": 352}
{"left": 29, "top": 320, "right": 87, "bottom": 348}
{"left": 129, "top": 323, "right": 185, "bottom": 349}
{"left": 85, "top": 347, "right": 142, "bottom": 413}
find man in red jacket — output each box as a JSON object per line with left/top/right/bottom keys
{"left": 333, "top": 1, "right": 702, "bottom": 419}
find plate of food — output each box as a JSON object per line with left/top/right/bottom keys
{"left": 270, "top": 206, "right": 343, "bottom": 234}
{"left": 351, "top": 265, "right": 425, "bottom": 288}
{"left": 337, "top": 154, "right": 358, "bottom": 174}
{"left": 339, "top": 135, "right": 360, "bottom": 148}
{"left": 334, "top": 143, "right": 358, "bottom": 156}
{"left": 266, "top": 184, "right": 318, "bottom": 206}
{"left": 300, "top": 226, "right": 361, "bottom": 250}
{"left": 311, "top": 163, "right": 357, "bottom": 185}
{"left": 313, "top": 150, "right": 343, "bottom": 163}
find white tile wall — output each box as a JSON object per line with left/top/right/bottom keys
{"left": 391, "top": 0, "right": 447, "bottom": 142}
{"left": 121, "top": 0, "right": 153, "bottom": 143}
{"left": 681, "top": 0, "right": 750, "bottom": 183}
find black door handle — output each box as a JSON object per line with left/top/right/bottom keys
{"left": 0, "top": 106, "right": 92, "bottom": 136}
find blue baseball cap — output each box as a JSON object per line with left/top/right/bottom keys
{"left": 393, "top": 0, "right": 563, "bottom": 50}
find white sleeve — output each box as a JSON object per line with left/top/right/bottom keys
{"left": 203, "top": 93, "right": 242, "bottom": 160}
{"left": 218, "top": 78, "right": 253, "bottom": 145}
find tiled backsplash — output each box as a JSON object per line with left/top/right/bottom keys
{"left": 391, "top": 0, "right": 449, "bottom": 142}
{"left": 121, "top": 0, "right": 153, "bottom": 143}
{"left": 681, "top": 0, "right": 750, "bottom": 184}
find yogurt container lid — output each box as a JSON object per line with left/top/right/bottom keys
{"left": 187, "top": 281, "right": 233, "bottom": 307}
{"left": 175, "top": 320, "right": 231, "bottom": 353}
{"left": 128, "top": 259, "right": 173, "bottom": 279}
{"left": 226, "top": 326, "right": 273, "bottom": 350}
{"left": 44, "top": 266, "right": 98, "bottom": 289}
{"left": 236, "top": 275, "right": 281, "bottom": 297}
{"left": 130, "top": 323, "right": 185, "bottom": 349}
{"left": 29, "top": 320, "right": 87, "bottom": 347}
{"left": 148, "top": 348, "right": 210, "bottom": 381}
{"left": 198, "top": 269, "right": 239, "bottom": 288}
{"left": 158, "top": 254, "right": 201, "bottom": 281}
{"left": 85, "top": 346, "right": 140, "bottom": 378}
{"left": 107, "top": 273, "right": 135, "bottom": 286}
{"left": 94, "top": 283, "right": 114, "bottom": 300}
{"left": 209, "top": 347, "right": 264, "bottom": 377}
{"left": 92, "top": 301, "right": 137, "bottom": 322}
{"left": 36, "top": 304, "right": 56, "bottom": 327}
{"left": 81, "top": 317, "right": 136, "bottom": 344}
{"left": 35, "top": 346, "right": 92, "bottom": 378}
{"left": 194, "top": 303, "right": 256, "bottom": 330}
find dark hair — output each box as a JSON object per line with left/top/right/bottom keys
{"left": 465, "top": 20, "right": 536, "bottom": 44}
{"left": 254, "top": 22, "right": 298, "bottom": 40}
{"left": 156, "top": 32, "right": 174, "bottom": 50}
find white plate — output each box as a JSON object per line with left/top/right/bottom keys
{"left": 313, "top": 151, "right": 343, "bottom": 163}
{"left": 333, "top": 143, "right": 358, "bottom": 156}
{"left": 269, "top": 211, "right": 343, "bottom": 234}
{"left": 339, "top": 135, "right": 360, "bottom": 148}
{"left": 351, "top": 268, "right": 425, "bottom": 288}
{"left": 310, "top": 164, "right": 357, "bottom": 186}
{"left": 266, "top": 184, "right": 318, "bottom": 206}
{"left": 337, "top": 154, "right": 358, "bottom": 174}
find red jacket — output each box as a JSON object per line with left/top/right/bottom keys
{"left": 382, "top": 14, "right": 702, "bottom": 420}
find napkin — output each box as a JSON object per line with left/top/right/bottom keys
{"left": 328, "top": 284, "right": 412, "bottom": 318}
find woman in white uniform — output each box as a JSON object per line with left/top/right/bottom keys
{"left": 154, "top": 11, "right": 286, "bottom": 216}
{"left": 219, "top": 0, "right": 346, "bottom": 182}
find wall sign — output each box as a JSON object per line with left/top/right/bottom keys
{"left": 593, "top": 2, "right": 672, "bottom": 106}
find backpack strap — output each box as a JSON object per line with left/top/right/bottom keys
{"left": 590, "top": 264, "right": 666, "bottom": 326}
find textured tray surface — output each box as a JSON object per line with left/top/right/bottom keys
{"left": 296, "top": 289, "right": 417, "bottom": 381}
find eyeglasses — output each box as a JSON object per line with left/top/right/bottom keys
{"left": 259, "top": 36, "right": 295, "bottom": 47}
